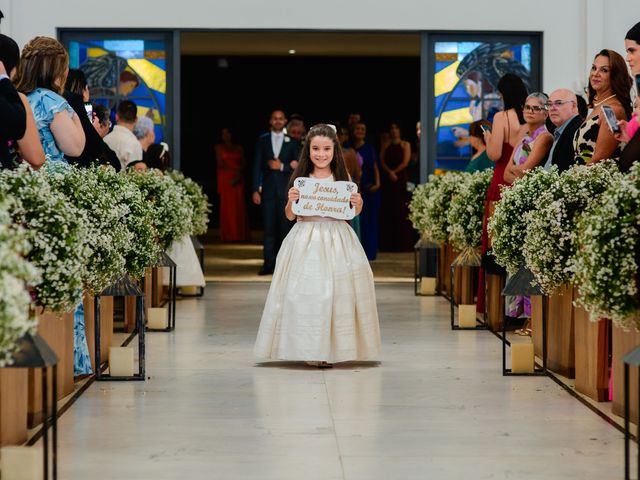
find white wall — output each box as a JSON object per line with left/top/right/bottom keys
{"left": 2, "top": 0, "right": 638, "bottom": 93}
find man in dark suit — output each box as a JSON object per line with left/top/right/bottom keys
{"left": 0, "top": 33, "right": 26, "bottom": 169}
{"left": 252, "top": 109, "right": 300, "bottom": 275}
{"left": 543, "top": 89, "right": 583, "bottom": 173}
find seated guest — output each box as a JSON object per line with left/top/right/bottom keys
{"left": 574, "top": 49, "right": 632, "bottom": 165}
{"left": 0, "top": 34, "right": 44, "bottom": 169}
{"left": 146, "top": 142, "right": 170, "bottom": 171}
{"left": 104, "top": 99, "right": 143, "bottom": 170}
{"left": 14, "top": 36, "right": 85, "bottom": 168}
{"left": 89, "top": 103, "right": 121, "bottom": 171}
{"left": 127, "top": 160, "right": 148, "bottom": 172}
{"left": 619, "top": 22, "right": 640, "bottom": 173}
{"left": 133, "top": 116, "right": 155, "bottom": 163}
{"left": 63, "top": 69, "right": 119, "bottom": 171}
{"left": 542, "top": 89, "right": 583, "bottom": 173}
{"left": 465, "top": 120, "right": 494, "bottom": 172}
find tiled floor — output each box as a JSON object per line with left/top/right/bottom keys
{"left": 56, "top": 283, "right": 627, "bottom": 479}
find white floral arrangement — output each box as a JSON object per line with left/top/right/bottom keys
{"left": 46, "top": 166, "right": 132, "bottom": 294}
{"left": 0, "top": 196, "right": 40, "bottom": 366}
{"left": 0, "top": 166, "right": 89, "bottom": 312}
{"left": 127, "top": 170, "right": 194, "bottom": 252}
{"left": 447, "top": 169, "right": 492, "bottom": 259}
{"left": 573, "top": 163, "right": 640, "bottom": 329}
{"left": 488, "top": 167, "right": 558, "bottom": 274}
{"left": 522, "top": 161, "right": 622, "bottom": 294}
{"left": 167, "top": 170, "right": 211, "bottom": 236}
{"left": 408, "top": 172, "right": 463, "bottom": 245}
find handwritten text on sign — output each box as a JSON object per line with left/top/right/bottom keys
{"left": 291, "top": 177, "right": 358, "bottom": 220}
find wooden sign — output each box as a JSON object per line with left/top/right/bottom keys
{"left": 291, "top": 177, "right": 357, "bottom": 220}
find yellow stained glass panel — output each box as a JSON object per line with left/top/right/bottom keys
{"left": 437, "top": 107, "right": 473, "bottom": 127}
{"left": 127, "top": 59, "right": 166, "bottom": 94}
{"left": 434, "top": 61, "right": 460, "bottom": 97}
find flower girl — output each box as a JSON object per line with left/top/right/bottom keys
{"left": 254, "top": 124, "right": 381, "bottom": 366}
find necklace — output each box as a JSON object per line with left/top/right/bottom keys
{"left": 593, "top": 93, "right": 616, "bottom": 107}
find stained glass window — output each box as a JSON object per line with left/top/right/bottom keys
{"left": 68, "top": 38, "right": 167, "bottom": 142}
{"left": 433, "top": 40, "right": 537, "bottom": 171}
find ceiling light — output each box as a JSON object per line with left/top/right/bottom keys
{"left": 288, "top": 49, "right": 296, "bottom": 55}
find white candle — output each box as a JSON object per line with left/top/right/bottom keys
{"left": 458, "top": 304, "right": 477, "bottom": 328}
{"left": 419, "top": 277, "right": 436, "bottom": 296}
{"left": 511, "top": 341, "right": 534, "bottom": 373}
{"left": 147, "top": 307, "right": 168, "bottom": 330}
{"left": 109, "top": 347, "right": 135, "bottom": 377}
{"left": 0, "top": 446, "right": 43, "bottom": 480}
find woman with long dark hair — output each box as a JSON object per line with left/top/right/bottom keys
{"left": 476, "top": 73, "right": 528, "bottom": 315}
{"left": 575, "top": 49, "right": 632, "bottom": 165}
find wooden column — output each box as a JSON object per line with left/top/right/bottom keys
{"left": 152, "top": 267, "right": 164, "bottom": 307}
{"left": 531, "top": 296, "right": 544, "bottom": 359}
{"left": 84, "top": 294, "right": 114, "bottom": 372}
{"left": 486, "top": 274, "right": 504, "bottom": 332}
{"left": 0, "top": 368, "right": 28, "bottom": 446}
{"left": 442, "top": 244, "right": 452, "bottom": 299}
{"left": 437, "top": 245, "right": 446, "bottom": 294}
{"left": 458, "top": 266, "right": 475, "bottom": 305}
{"left": 547, "top": 284, "right": 575, "bottom": 378}
{"left": 612, "top": 324, "right": 640, "bottom": 423}
{"left": 28, "top": 309, "right": 74, "bottom": 427}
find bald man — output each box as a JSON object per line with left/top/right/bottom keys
{"left": 543, "top": 89, "right": 583, "bottom": 172}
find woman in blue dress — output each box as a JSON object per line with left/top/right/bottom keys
{"left": 351, "top": 122, "right": 380, "bottom": 260}
{"left": 15, "top": 36, "right": 90, "bottom": 375}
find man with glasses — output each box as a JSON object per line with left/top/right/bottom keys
{"left": 543, "top": 89, "right": 583, "bottom": 172}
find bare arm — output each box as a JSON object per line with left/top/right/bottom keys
{"left": 16, "top": 93, "right": 45, "bottom": 169}
{"left": 50, "top": 109, "right": 85, "bottom": 157}
{"left": 485, "top": 111, "right": 507, "bottom": 161}
{"left": 285, "top": 186, "right": 299, "bottom": 221}
{"left": 591, "top": 104, "right": 625, "bottom": 163}
{"left": 392, "top": 141, "right": 412, "bottom": 173}
{"left": 517, "top": 132, "right": 553, "bottom": 170}
{"left": 370, "top": 161, "right": 381, "bottom": 192}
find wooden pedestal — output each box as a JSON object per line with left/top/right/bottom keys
{"left": 486, "top": 274, "right": 504, "bottom": 332}
{"left": 28, "top": 309, "right": 74, "bottom": 427}
{"left": 612, "top": 324, "right": 640, "bottom": 423}
{"left": 442, "top": 244, "right": 452, "bottom": 299}
{"left": 143, "top": 268, "right": 153, "bottom": 316}
{"left": 573, "top": 291, "right": 610, "bottom": 402}
{"left": 0, "top": 369, "right": 28, "bottom": 446}
{"left": 152, "top": 267, "right": 164, "bottom": 307}
{"left": 547, "top": 284, "right": 575, "bottom": 378}
{"left": 531, "top": 296, "right": 544, "bottom": 359}
{"left": 437, "top": 245, "right": 446, "bottom": 294}
{"left": 84, "top": 294, "right": 114, "bottom": 372}
{"left": 456, "top": 266, "right": 474, "bottom": 305}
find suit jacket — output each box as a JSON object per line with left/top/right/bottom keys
{"left": 0, "top": 77, "right": 27, "bottom": 168}
{"left": 252, "top": 132, "right": 300, "bottom": 199}
{"left": 63, "top": 90, "right": 121, "bottom": 171}
{"left": 551, "top": 115, "right": 583, "bottom": 173}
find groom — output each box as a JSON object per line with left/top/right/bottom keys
{"left": 252, "top": 109, "right": 300, "bottom": 275}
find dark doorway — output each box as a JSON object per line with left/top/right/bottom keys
{"left": 181, "top": 54, "right": 420, "bottom": 232}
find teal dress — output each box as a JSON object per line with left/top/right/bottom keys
{"left": 28, "top": 88, "right": 92, "bottom": 375}
{"left": 465, "top": 151, "right": 494, "bottom": 173}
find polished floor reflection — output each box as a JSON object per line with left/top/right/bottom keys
{"left": 57, "top": 283, "right": 625, "bottom": 479}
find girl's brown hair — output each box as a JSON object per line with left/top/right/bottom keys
{"left": 15, "top": 36, "right": 69, "bottom": 95}
{"left": 588, "top": 49, "right": 633, "bottom": 118}
{"left": 288, "top": 124, "right": 350, "bottom": 188}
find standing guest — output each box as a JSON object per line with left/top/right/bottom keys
{"left": 352, "top": 121, "right": 380, "bottom": 260}
{"left": 286, "top": 116, "right": 306, "bottom": 142}
{"left": 574, "top": 49, "right": 632, "bottom": 165}
{"left": 464, "top": 120, "right": 494, "bottom": 173}
{"left": 15, "top": 36, "right": 85, "bottom": 168}
{"left": 338, "top": 124, "right": 362, "bottom": 238}
{"left": 90, "top": 103, "right": 121, "bottom": 171}
{"left": 215, "top": 127, "right": 248, "bottom": 242}
{"left": 504, "top": 93, "right": 553, "bottom": 183}
{"left": 476, "top": 73, "right": 528, "bottom": 315}
{"left": 133, "top": 116, "right": 155, "bottom": 164}
{"left": 64, "top": 69, "right": 120, "bottom": 171}
{"left": 0, "top": 34, "right": 44, "bottom": 170}
{"left": 542, "top": 89, "right": 583, "bottom": 173}
{"left": 252, "top": 109, "right": 300, "bottom": 275}
{"left": 104, "top": 99, "right": 143, "bottom": 170}
{"left": 347, "top": 112, "right": 361, "bottom": 127}
{"left": 254, "top": 124, "right": 380, "bottom": 367}
{"left": 379, "top": 122, "right": 413, "bottom": 252}
{"left": 619, "top": 22, "right": 640, "bottom": 173}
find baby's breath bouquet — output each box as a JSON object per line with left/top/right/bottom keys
{"left": 46, "top": 166, "right": 131, "bottom": 294}
{"left": 167, "top": 170, "right": 211, "bottom": 236}
{"left": 127, "top": 170, "right": 193, "bottom": 251}
{"left": 0, "top": 166, "right": 88, "bottom": 312}
{"left": 409, "top": 177, "right": 439, "bottom": 237}
{"left": 0, "top": 196, "right": 40, "bottom": 366}
{"left": 447, "top": 169, "right": 492, "bottom": 264}
{"left": 523, "top": 161, "right": 622, "bottom": 294}
{"left": 573, "top": 163, "right": 640, "bottom": 329}
{"left": 488, "top": 167, "right": 558, "bottom": 274}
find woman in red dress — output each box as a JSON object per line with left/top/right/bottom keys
{"left": 476, "top": 74, "right": 528, "bottom": 314}
{"left": 215, "top": 128, "right": 248, "bottom": 241}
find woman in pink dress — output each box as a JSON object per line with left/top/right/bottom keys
{"left": 215, "top": 128, "right": 248, "bottom": 241}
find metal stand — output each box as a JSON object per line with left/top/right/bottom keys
{"left": 450, "top": 252, "right": 486, "bottom": 331}
{"left": 147, "top": 252, "right": 177, "bottom": 332}
{"left": 624, "top": 346, "right": 640, "bottom": 480}
{"left": 501, "top": 267, "right": 548, "bottom": 376}
{"left": 95, "top": 275, "right": 146, "bottom": 381}
{"left": 5, "top": 333, "right": 59, "bottom": 479}
{"left": 180, "top": 236, "right": 205, "bottom": 297}
{"left": 413, "top": 238, "right": 440, "bottom": 296}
